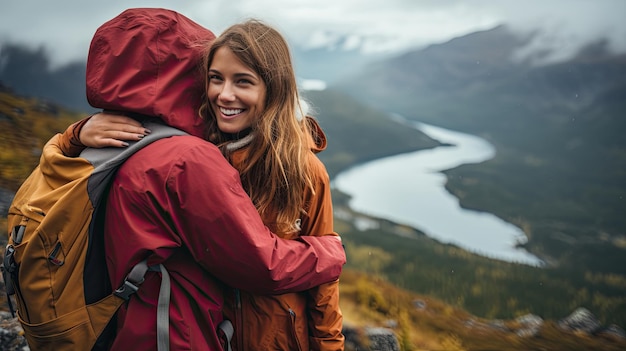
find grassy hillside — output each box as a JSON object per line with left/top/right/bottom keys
{"left": 0, "top": 88, "right": 87, "bottom": 191}
{"left": 340, "top": 269, "right": 626, "bottom": 351}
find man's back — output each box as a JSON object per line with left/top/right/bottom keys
{"left": 104, "top": 135, "right": 345, "bottom": 350}
{"left": 105, "top": 135, "right": 228, "bottom": 350}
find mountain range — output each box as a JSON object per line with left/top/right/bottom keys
{"left": 331, "top": 24, "right": 626, "bottom": 276}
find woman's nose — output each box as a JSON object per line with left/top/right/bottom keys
{"left": 218, "top": 82, "right": 236, "bottom": 101}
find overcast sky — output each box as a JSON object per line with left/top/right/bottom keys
{"left": 1, "top": 0, "right": 625, "bottom": 67}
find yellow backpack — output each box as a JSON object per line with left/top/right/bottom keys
{"left": 2, "top": 121, "right": 186, "bottom": 351}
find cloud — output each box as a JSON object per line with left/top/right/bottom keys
{"left": 0, "top": 0, "right": 226, "bottom": 67}
{"left": 1, "top": 0, "right": 625, "bottom": 67}
{"left": 487, "top": 0, "right": 626, "bottom": 63}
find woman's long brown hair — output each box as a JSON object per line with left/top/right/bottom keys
{"left": 199, "top": 19, "right": 314, "bottom": 235}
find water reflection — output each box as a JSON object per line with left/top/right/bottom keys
{"left": 333, "top": 116, "right": 543, "bottom": 266}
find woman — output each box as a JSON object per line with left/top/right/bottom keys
{"left": 62, "top": 19, "right": 344, "bottom": 351}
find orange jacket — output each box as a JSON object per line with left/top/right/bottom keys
{"left": 223, "top": 118, "right": 344, "bottom": 351}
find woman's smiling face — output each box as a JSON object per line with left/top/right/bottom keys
{"left": 207, "top": 47, "right": 267, "bottom": 134}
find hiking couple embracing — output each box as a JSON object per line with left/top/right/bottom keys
{"left": 9, "top": 7, "right": 345, "bottom": 351}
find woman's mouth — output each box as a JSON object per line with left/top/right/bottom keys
{"left": 220, "top": 107, "right": 244, "bottom": 118}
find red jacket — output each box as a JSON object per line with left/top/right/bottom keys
{"left": 74, "top": 8, "right": 346, "bottom": 350}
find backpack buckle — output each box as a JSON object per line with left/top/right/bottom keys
{"left": 114, "top": 279, "right": 140, "bottom": 300}
{"left": 2, "top": 245, "right": 18, "bottom": 317}
{"left": 2, "top": 245, "right": 17, "bottom": 296}
{"left": 47, "top": 242, "right": 65, "bottom": 266}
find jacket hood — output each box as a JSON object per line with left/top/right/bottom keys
{"left": 306, "top": 116, "right": 327, "bottom": 154}
{"left": 86, "top": 8, "right": 215, "bottom": 137}
{"left": 298, "top": 100, "right": 326, "bottom": 153}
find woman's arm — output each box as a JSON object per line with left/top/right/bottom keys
{"left": 80, "top": 112, "right": 149, "bottom": 147}
{"left": 58, "top": 117, "right": 92, "bottom": 157}
{"left": 302, "top": 156, "right": 345, "bottom": 350}
{"left": 307, "top": 281, "right": 344, "bottom": 351}
{"left": 57, "top": 112, "right": 150, "bottom": 156}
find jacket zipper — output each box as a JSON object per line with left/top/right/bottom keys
{"left": 288, "top": 308, "right": 303, "bottom": 351}
{"left": 235, "top": 288, "right": 244, "bottom": 351}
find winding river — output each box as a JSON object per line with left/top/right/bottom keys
{"left": 333, "top": 116, "right": 543, "bottom": 266}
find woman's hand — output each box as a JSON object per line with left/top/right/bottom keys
{"left": 80, "top": 112, "right": 151, "bottom": 148}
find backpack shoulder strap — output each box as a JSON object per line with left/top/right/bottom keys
{"left": 114, "top": 260, "right": 171, "bottom": 351}
{"left": 83, "top": 120, "right": 184, "bottom": 351}
{"left": 81, "top": 120, "right": 189, "bottom": 208}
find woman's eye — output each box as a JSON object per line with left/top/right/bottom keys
{"left": 209, "top": 75, "right": 223, "bottom": 82}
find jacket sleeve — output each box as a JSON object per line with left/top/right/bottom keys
{"left": 166, "top": 140, "right": 346, "bottom": 294}
{"left": 308, "top": 281, "right": 344, "bottom": 350}
{"left": 301, "top": 155, "right": 345, "bottom": 350}
{"left": 57, "top": 116, "right": 92, "bottom": 156}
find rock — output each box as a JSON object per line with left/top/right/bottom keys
{"left": 558, "top": 307, "right": 602, "bottom": 334}
{"left": 514, "top": 313, "right": 544, "bottom": 337}
{"left": 488, "top": 319, "right": 509, "bottom": 332}
{"left": 366, "top": 327, "right": 400, "bottom": 351}
{"left": 412, "top": 299, "right": 426, "bottom": 310}
{"left": 344, "top": 325, "right": 400, "bottom": 351}
{"left": 598, "top": 324, "right": 626, "bottom": 341}
{"left": 0, "top": 311, "right": 28, "bottom": 351}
